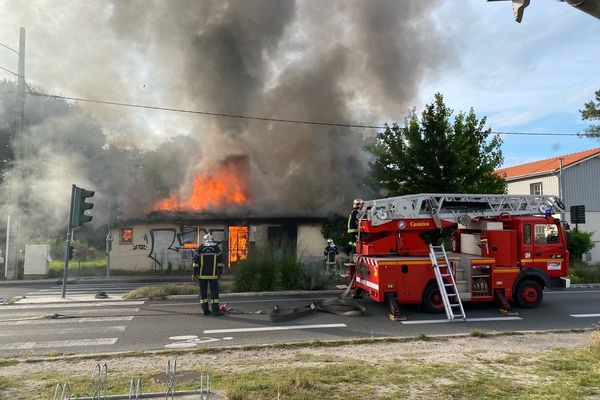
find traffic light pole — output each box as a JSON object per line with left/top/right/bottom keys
{"left": 61, "top": 184, "right": 76, "bottom": 299}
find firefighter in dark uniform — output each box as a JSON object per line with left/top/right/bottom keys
{"left": 324, "top": 238, "right": 339, "bottom": 274}
{"left": 346, "top": 198, "right": 364, "bottom": 254}
{"left": 192, "top": 233, "right": 224, "bottom": 316}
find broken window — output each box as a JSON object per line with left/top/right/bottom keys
{"left": 228, "top": 226, "right": 248, "bottom": 266}
{"left": 120, "top": 228, "right": 133, "bottom": 244}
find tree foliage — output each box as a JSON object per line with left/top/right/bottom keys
{"left": 568, "top": 228, "right": 595, "bottom": 263}
{"left": 580, "top": 89, "right": 600, "bottom": 138}
{"left": 369, "top": 93, "right": 505, "bottom": 195}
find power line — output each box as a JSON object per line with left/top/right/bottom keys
{"left": 0, "top": 41, "right": 18, "bottom": 55}
{"left": 28, "top": 91, "right": 383, "bottom": 129}
{"left": 28, "top": 90, "right": 585, "bottom": 137}
{"left": 0, "top": 65, "right": 17, "bottom": 76}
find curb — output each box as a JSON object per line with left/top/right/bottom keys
{"left": 165, "top": 289, "right": 341, "bottom": 300}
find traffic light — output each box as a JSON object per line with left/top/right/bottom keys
{"left": 67, "top": 244, "right": 74, "bottom": 260}
{"left": 72, "top": 186, "right": 95, "bottom": 228}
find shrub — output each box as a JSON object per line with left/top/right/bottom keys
{"left": 233, "top": 247, "right": 277, "bottom": 292}
{"left": 299, "top": 261, "right": 330, "bottom": 290}
{"left": 568, "top": 229, "right": 595, "bottom": 263}
{"left": 568, "top": 261, "right": 600, "bottom": 284}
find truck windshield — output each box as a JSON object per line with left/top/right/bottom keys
{"left": 534, "top": 224, "right": 560, "bottom": 244}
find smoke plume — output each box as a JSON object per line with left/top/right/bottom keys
{"left": 0, "top": 0, "right": 456, "bottom": 236}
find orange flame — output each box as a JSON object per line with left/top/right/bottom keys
{"left": 154, "top": 161, "right": 249, "bottom": 212}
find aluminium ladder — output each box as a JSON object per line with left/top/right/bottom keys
{"left": 428, "top": 244, "right": 467, "bottom": 322}
{"left": 362, "top": 193, "right": 565, "bottom": 227}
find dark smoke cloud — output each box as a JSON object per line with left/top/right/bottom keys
{"left": 1, "top": 0, "right": 457, "bottom": 232}
{"left": 106, "top": 0, "right": 455, "bottom": 215}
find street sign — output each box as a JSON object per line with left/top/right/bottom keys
{"left": 570, "top": 205, "right": 586, "bottom": 224}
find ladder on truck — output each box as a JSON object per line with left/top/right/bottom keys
{"left": 362, "top": 193, "right": 565, "bottom": 227}
{"left": 428, "top": 244, "right": 467, "bottom": 322}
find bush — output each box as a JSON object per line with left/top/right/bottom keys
{"left": 299, "top": 261, "right": 330, "bottom": 290}
{"left": 568, "top": 229, "right": 595, "bottom": 263}
{"left": 233, "top": 247, "right": 277, "bottom": 292}
{"left": 568, "top": 261, "right": 600, "bottom": 284}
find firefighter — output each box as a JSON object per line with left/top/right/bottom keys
{"left": 324, "top": 238, "right": 339, "bottom": 274}
{"left": 346, "top": 198, "right": 364, "bottom": 254}
{"left": 192, "top": 233, "right": 224, "bottom": 317}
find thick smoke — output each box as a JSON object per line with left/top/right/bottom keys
{"left": 106, "top": 0, "right": 453, "bottom": 215}
{"left": 0, "top": 0, "right": 456, "bottom": 237}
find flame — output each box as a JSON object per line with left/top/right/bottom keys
{"left": 154, "top": 161, "right": 248, "bottom": 212}
{"left": 229, "top": 226, "right": 249, "bottom": 265}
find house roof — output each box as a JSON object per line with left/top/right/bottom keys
{"left": 496, "top": 148, "right": 600, "bottom": 180}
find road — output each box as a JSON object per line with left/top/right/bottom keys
{"left": 0, "top": 285, "right": 599, "bottom": 357}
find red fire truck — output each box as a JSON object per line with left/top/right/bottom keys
{"left": 348, "top": 194, "right": 571, "bottom": 320}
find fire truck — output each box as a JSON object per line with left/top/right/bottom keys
{"left": 347, "top": 194, "right": 571, "bottom": 321}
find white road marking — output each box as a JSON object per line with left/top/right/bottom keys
{"left": 0, "top": 308, "right": 139, "bottom": 317}
{"left": 0, "top": 316, "right": 134, "bottom": 326}
{"left": 164, "top": 336, "right": 221, "bottom": 348}
{"left": 546, "top": 290, "right": 600, "bottom": 294}
{"left": 169, "top": 335, "right": 199, "bottom": 341}
{"left": 0, "top": 338, "right": 118, "bottom": 350}
{"left": 0, "top": 326, "right": 128, "bottom": 336}
{"left": 570, "top": 313, "right": 600, "bottom": 318}
{"left": 0, "top": 301, "right": 144, "bottom": 310}
{"left": 204, "top": 323, "right": 347, "bottom": 334}
{"left": 401, "top": 317, "right": 522, "bottom": 325}
{"left": 151, "top": 298, "right": 336, "bottom": 307}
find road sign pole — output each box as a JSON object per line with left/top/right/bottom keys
{"left": 62, "top": 185, "right": 76, "bottom": 299}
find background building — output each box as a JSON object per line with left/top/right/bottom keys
{"left": 108, "top": 213, "right": 329, "bottom": 272}
{"left": 497, "top": 148, "right": 600, "bottom": 263}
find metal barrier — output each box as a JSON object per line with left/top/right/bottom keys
{"left": 50, "top": 360, "right": 212, "bottom": 399}
{"left": 91, "top": 363, "right": 108, "bottom": 400}
{"left": 53, "top": 383, "right": 71, "bottom": 400}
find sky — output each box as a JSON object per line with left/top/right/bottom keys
{"left": 0, "top": 0, "right": 599, "bottom": 171}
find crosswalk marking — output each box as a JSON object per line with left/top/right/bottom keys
{"left": 0, "top": 338, "right": 118, "bottom": 350}
{"left": 0, "top": 316, "right": 134, "bottom": 326}
{"left": 0, "top": 326, "right": 128, "bottom": 336}
{"left": 570, "top": 313, "right": 600, "bottom": 318}
{"left": 0, "top": 301, "right": 144, "bottom": 310}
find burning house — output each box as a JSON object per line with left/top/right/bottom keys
{"left": 108, "top": 156, "right": 330, "bottom": 271}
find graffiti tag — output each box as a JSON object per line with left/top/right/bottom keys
{"left": 133, "top": 244, "right": 148, "bottom": 251}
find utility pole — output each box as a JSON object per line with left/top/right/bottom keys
{"left": 6, "top": 27, "right": 26, "bottom": 280}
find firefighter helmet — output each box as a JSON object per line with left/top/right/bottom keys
{"left": 353, "top": 198, "right": 364, "bottom": 209}
{"left": 203, "top": 233, "right": 215, "bottom": 245}
{"left": 327, "top": 238, "right": 334, "bottom": 245}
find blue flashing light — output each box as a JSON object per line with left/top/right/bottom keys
{"left": 545, "top": 208, "right": 553, "bottom": 217}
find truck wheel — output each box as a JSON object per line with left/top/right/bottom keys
{"left": 515, "top": 279, "right": 543, "bottom": 308}
{"left": 422, "top": 283, "right": 445, "bottom": 313}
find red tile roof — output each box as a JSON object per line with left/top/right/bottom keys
{"left": 497, "top": 148, "right": 600, "bottom": 180}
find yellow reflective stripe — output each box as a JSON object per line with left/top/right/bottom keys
{"left": 199, "top": 275, "right": 218, "bottom": 279}
{"left": 493, "top": 269, "right": 520, "bottom": 274}
{"left": 521, "top": 259, "right": 563, "bottom": 263}
{"left": 200, "top": 299, "right": 208, "bottom": 304}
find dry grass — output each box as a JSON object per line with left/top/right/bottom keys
{"left": 122, "top": 284, "right": 198, "bottom": 300}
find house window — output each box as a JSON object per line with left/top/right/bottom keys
{"left": 530, "top": 182, "right": 543, "bottom": 195}
{"left": 120, "top": 228, "right": 133, "bottom": 244}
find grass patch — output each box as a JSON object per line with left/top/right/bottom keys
{"left": 470, "top": 330, "right": 490, "bottom": 338}
{"left": 3, "top": 332, "right": 600, "bottom": 399}
{"left": 123, "top": 284, "right": 198, "bottom": 300}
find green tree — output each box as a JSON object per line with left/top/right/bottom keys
{"left": 580, "top": 89, "right": 600, "bottom": 138}
{"left": 568, "top": 228, "right": 595, "bottom": 263}
{"left": 369, "top": 93, "right": 505, "bottom": 195}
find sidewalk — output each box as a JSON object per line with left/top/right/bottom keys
{"left": 0, "top": 274, "right": 189, "bottom": 286}
{"left": 6, "top": 288, "right": 341, "bottom": 304}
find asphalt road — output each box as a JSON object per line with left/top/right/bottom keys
{"left": 0, "top": 287, "right": 599, "bottom": 357}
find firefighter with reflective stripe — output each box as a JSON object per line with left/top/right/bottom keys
{"left": 346, "top": 198, "right": 364, "bottom": 254}
{"left": 324, "top": 238, "right": 339, "bottom": 272}
{"left": 192, "top": 233, "right": 224, "bottom": 316}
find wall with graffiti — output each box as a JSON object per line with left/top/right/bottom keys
{"left": 109, "top": 221, "right": 326, "bottom": 272}
{"left": 109, "top": 223, "right": 225, "bottom": 272}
